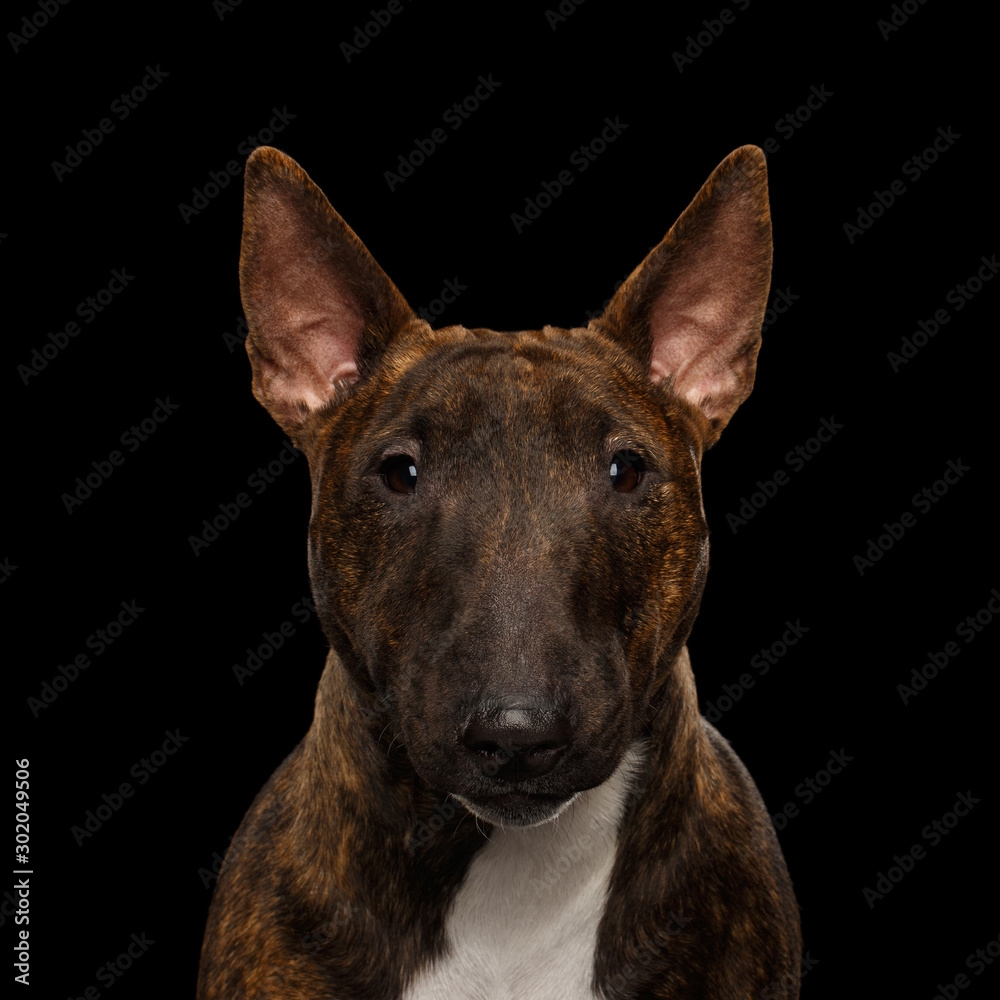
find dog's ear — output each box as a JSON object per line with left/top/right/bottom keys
{"left": 595, "top": 145, "right": 772, "bottom": 448}
{"left": 239, "top": 146, "right": 419, "bottom": 436}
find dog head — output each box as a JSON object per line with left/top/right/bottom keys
{"left": 239, "top": 146, "right": 771, "bottom": 827}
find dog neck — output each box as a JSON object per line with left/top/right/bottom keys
{"left": 285, "top": 646, "right": 709, "bottom": 998}
{"left": 403, "top": 744, "right": 646, "bottom": 1000}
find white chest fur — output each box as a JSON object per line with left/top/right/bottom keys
{"left": 403, "top": 745, "right": 643, "bottom": 1000}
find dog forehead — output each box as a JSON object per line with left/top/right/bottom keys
{"left": 372, "top": 323, "right": 654, "bottom": 437}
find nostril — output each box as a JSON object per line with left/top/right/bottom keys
{"left": 463, "top": 739, "right": 560, "bottom": 759}
{"left": 464, "top": 738, "right": 506, "bottom": 758}
{"left": 460, "top": 701, "right": 572, "bottom": 779}
{"left": 461, "top": 716, "right": 501, "bottom": 755}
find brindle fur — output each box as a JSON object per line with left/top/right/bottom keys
{"left": 197, "top": 144, "right": 801, "bottom": 999}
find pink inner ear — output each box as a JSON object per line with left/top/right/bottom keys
{"left": 642, "top": 179, "right": 770, "bottom": 424}
{"left": 648, "top": 285, "right": 748, "bottom": 419}
{"left": 241, "top": 147, "right": 419, "bottom": 435}
{"left": 244, "top": 191, "right": 367, "bottom": 417}
{"left": 265, "top": 294, "right": 364, "bottom": 409}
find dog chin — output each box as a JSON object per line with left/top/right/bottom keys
{"left": 454, "top": 791, "right": 580, "bottom": 829}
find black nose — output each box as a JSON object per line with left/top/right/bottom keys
{"left": 461, "top": 700, "right": 572, "bottom": 781}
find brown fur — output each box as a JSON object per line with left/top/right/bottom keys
{"left": 197, "top": 144, "right": 801, "bottom": 999}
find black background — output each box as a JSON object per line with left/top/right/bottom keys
{"left": 7, "top": 2, "right": 996, "bottom": 998}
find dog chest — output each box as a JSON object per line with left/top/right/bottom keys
{"left": 403, "top": 747, "right": 641, "bottom": 1000}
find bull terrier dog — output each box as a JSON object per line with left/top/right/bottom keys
{"left": 197, "top": 143, "right": 802, "bottom": 999}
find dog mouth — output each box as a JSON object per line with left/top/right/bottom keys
{"left": 455, "top": 790, "right": 579, "bottom": 828}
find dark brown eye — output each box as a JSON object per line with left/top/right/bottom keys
{"left": 380, "top": 456, "right": 418, "bottom": 494}
{"left": 610, "top": 450, "right": 644, "bottom": 492}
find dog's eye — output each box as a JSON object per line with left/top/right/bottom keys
{"left": 380, "top": 456, "right": 418, "bottom": 494}
{"left": 610, "top": 450, "right": 644, "bottom": 492}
